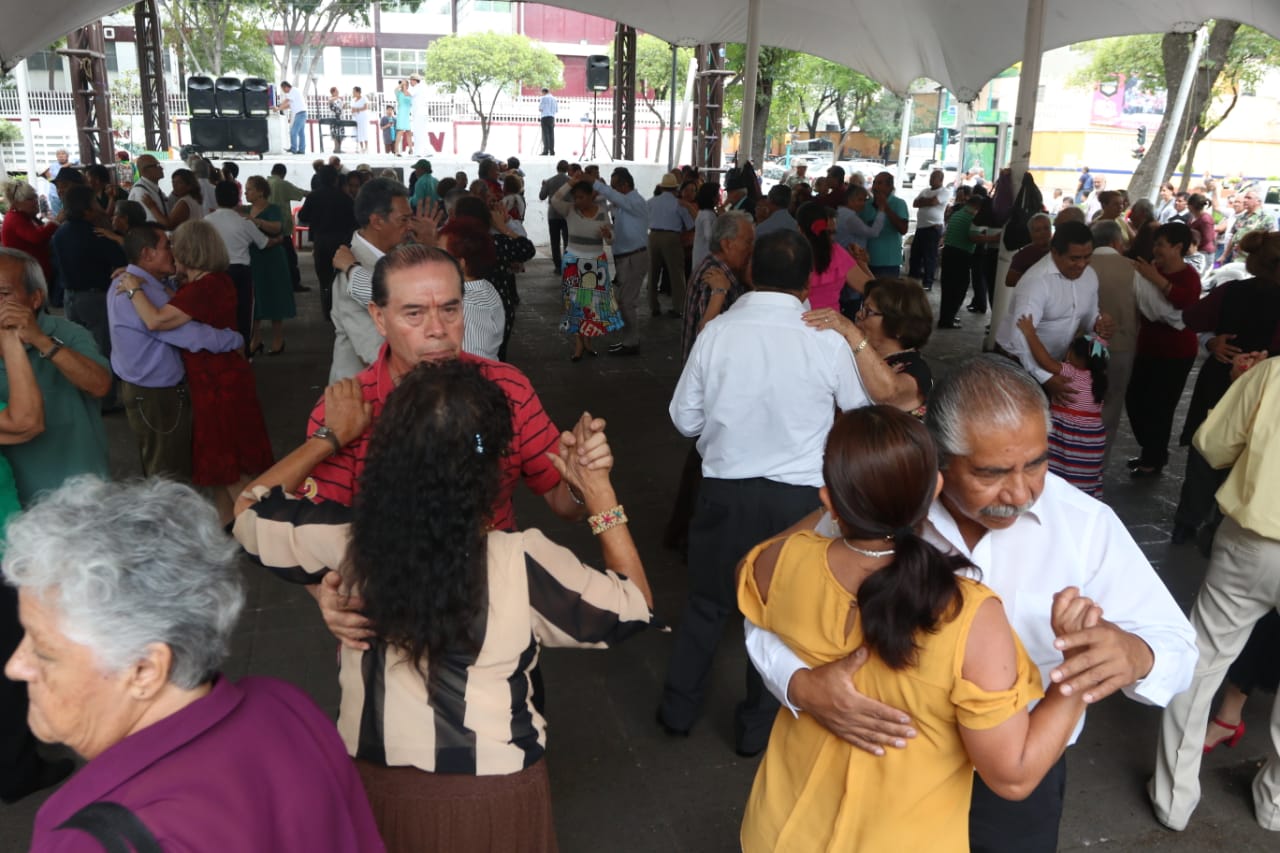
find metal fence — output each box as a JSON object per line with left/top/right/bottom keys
{"left": 0, "top": 90, "right": 676, "bottom": 128}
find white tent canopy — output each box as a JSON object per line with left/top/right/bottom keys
{"left": 5, "top": 1, "right": 1279, "bottom": 97}
{"left": 550, "top": 1, "right": 1280, "bottom": 98}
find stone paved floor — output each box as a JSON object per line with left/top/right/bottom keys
{"left": 1, "top": 250, "right": 1275, "bottom": 851}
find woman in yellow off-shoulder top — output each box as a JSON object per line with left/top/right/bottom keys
{"left": 737, "top": 406, "right": 1092, "bottom": 852}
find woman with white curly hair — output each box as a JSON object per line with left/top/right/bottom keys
{"left": 4, "top": 477, "right": 383, "bottom": 851}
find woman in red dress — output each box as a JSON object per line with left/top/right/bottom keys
{"left": 117, "top": 220, "right": 273, "bottom": 521}
{"left": 2, "top": 181, "right": 59, "bottom": 283}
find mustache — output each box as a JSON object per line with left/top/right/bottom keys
{"left": 980, "top": 500, "right": 1035, "bottom": 519}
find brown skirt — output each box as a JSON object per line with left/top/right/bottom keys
{"left": 355, "top": 758, "right": 558, "bottom": 853}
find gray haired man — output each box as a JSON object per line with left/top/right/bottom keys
{"left": 746, "top": 355, "right": 1196, "bottom": 853}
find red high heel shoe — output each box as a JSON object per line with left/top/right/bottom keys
{"left": 1203, "top": 717, "right": 1245, "bottom": 754}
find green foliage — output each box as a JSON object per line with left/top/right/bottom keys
{"left": 1070, "top": 24, "right": 1280, "bottom": 95}
{"left": 858, "top": 93, "right": 930, "bottom": 156}
{"left": 630, "top": 34, "right": 692, "bottom": 101}
{"left": 423, "top": 32, "right": 563, "bottom": 149}
{"left": 0, "top": 119, "right": 20, "bottom": 144}
{"left": 259, "top": 0, "right": 374, "bottom": 82}
{"left": 161, "top": 0, "right": 273, "bottom": 79}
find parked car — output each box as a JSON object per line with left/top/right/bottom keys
{"left": 1263, "top": 183, "right": 1280, "bottom": 224}
{"left": 835, "top": 159, "right": 894, "bottom": 184}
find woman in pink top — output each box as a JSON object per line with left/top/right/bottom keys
{"left": 797, "top": 202, "right": 871, "bottom": 310}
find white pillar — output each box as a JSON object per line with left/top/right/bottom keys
{"left": 896, "top": 95, "right": 913, "bottom": 176}
{"left": 674, "top": 56, "right": 697, "bottom": 167}
{"left": 1147, "top": 25, "right": 1209, "bottom": 204}
{"left": 985, "top": 0, "right": 1046, "bottom": 353}
{"left": 15, "top": 60, "right": 39, "bottom": 183}
{"left": 739, "top": 0, "right": 761, "bottom": 164}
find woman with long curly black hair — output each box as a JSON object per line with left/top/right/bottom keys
{"left": 233, "top": 361, "right": 653, "bottom": 852}
{"left": 736, "top": 406, "right": 1090, "bottom": 853}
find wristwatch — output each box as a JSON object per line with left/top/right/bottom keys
{"left": 126, "top": 287, "right": 141, "bottom": 299}
{"left": 311, "top": 426, "right": 342, "bottom": 454}
{"left": 38, "top": 336, "right": 64, "bottom": 360}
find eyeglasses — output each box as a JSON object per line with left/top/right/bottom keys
{"left": 857, "top": 305, "right": 883, "bottom": 319}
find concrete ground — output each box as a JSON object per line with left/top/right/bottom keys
{"left": 1, "top": 249, "right": 1276, "bottom": 851}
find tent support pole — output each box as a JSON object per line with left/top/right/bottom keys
{"left": 985, "top": 0, "right": 1045, "bottom": 352}
{"left": 1148, "top": 25, "right": 1208, "bottom": 203}
{"left": 739, "top": 0, "right": 760, "bottom": 165}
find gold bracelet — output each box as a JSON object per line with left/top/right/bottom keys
{"left": 588, "top": 505, "right": 627, "bottom": 535}
{"left": 852, "top": 338, "right": 869, "bottom": 354}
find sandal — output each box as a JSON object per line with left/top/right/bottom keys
{"left": 1203, "top": 717, "right": 1245, "bottom": 754}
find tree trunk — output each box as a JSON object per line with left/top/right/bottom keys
{"left": 645, "top": 99, "right": 665, "bottom": 163}
{"left": 750, "top": 77, "right": 773, "bottom": 164}
{"left": 480, "top": 117, "right": 490, "bottom": 151}
{"left": 1127, "top": 22, "right": 1239, "bottom": 199}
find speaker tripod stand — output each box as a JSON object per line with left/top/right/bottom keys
{"left": 586, "top": 89, "right": 612, "bottom": 162}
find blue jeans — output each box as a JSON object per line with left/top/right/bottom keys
{"left": 289, "top": 111, "right": 307, "bottom": 153}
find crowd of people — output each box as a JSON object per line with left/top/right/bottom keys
{"left": 0, "top": 139, "right": 1278, "bottom": 853}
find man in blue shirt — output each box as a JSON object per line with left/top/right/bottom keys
{"left": 593, "top": 168, "right": 650, "bottom": 355}
{"left": 754, "top": 185, "right": 799, "bottom": 237}
{"left": 539, "top": 88, "right": 557, "bottom": 156}
{"left": 648, "top": 174, "right": 695, "bottom": 320}
{"left": 861, "top": 171, "right": 910, "bottom": 277}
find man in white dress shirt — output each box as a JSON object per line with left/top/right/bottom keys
{"left": 408, "top": 74, "right": 430, "bottom": 157}
{"left": 994, "top": 220, "right": 1112, "bottom": 400}
{"left": 908, "top": 169, "right": 950, "bottom": 291}
{"left": 128, "top": 155, "right": 169, "bottom": 224}
{"left": 660, "top": 229, "right": 871, "bottom": 757}
{"left": 745, "top": 355, "right": 1196, "bottom": 853}
{"left": 538, "top": 87, "right": 557, "bottom": 155}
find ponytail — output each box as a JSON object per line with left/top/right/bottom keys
{"left": 856, "top": 530, "right": 972, "bottom": 670}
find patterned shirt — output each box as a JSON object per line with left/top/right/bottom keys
{"left": 303, "top": 347, "right": 560, "bottom": 530}
{"left": 681, "top": 254, "right": 745, "bottom": 362}
{"left": 234, "top": 491, "right": 652, "bottom": 775}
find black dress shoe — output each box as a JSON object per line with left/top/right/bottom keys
{"left": 666, "top": 309, "right": 683, "bottom": 319}
{"left": 656, "top": 709, "right": 690, "bottom": 738}
{"left": 967, "top": 305, "right": 986, "bottom": 313}
{"left": 609, "top": 344, "right": 641, "bottom": 357}
{"left": 1170, "top": 522, "right": 1196, "bottom": 545}
{"left": 1129, "top": 464, "right": 1164, "bottom": 479}
{"left": 292, "top": 284, "right": 311, "bottom": 293}
{"left": 0, "top": 757, "right": 75, "bottom": 804}
{"left": 937, "top": 319, "right": 962, "bottom": 329}
{"left": 1126, "top": 457, "right": 1145, "bottom": 471}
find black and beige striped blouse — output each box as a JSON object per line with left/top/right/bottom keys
{"left": 234, "top": 486, "right": 652, "bottom": 775}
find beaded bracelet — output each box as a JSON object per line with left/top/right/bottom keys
{"left": 588, "top": 505, "right": 628, "bottom": 536}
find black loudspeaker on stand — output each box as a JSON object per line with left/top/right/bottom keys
{"left": 215, "top": 77, "right": 244, "bottom": 117}
{"left": 586, "top": 55, "right": 610, "bottom": 91}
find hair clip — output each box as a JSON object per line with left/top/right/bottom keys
{"left": 474, "top": 433, "right": 484, "bottom": 454}
{"left": 1084, "top": 332, "right": 1109, "bottom": 358}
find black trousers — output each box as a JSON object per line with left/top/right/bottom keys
{"left": 908, "top": 224, "right": 941, "bottom": 288}
{"left": 1173, "top": 445, "right": 1228, "bottom": 532}
{"left": 311, "top": 234, "right": 346, "bottom": 323}
{"left": 1125, "top": 354, "right": 1196, "bottom": 468}
{"left": 0, "top": 583, "right": 41, "bottom": 801}
{"left": 283, "top": 237, "right": 302, "bottom": 290}
{"left": 227, "top": 264, "right": 255, "bottom": 356}
{"left": 540, "top": 115, "right": 555, "bottom": 154}
{"left": 938, "top": 245, "right": 973, "bottom": 324}
{"left": 548, "top": 218, "right": 568, "bottom": 273}
{"left": 969, "top": 249, "right": 998, "bottom": 311}
{"left": 660, "top": 476, "right": 820, "bottom": 753}
{"left": 969, "top": 753, "right": 1068, "bottom": 853}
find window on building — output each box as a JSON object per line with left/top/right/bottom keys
{"left": 341, "top": 47, "right": 372, "bottom": 76}
{"left": 104, "top": 41, "right": 119, "bottom": 73}
{"left": 25, "top": 50, "right": 60, "bottom": 72}
{"left": 383, "top": 49, "right": 427, "bottom": 79}
{"left": 460, "top": 0, "right": 511, "bottom": 12}
{"left": 294, "top": 46, "right": 324, "bottom": 76}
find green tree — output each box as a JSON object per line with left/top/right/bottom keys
{"left": 858, "top": 92, "right": 930, "bottom": 160}
{"left": 724, "top": 46, "right": 802, "bottom": 163}
{"left": 161, "top": 0, "right": 273, "bottom": 80}
{"left": 258, "top": 1, "right": 378, "bottom": 100}
{"left": 613, "top": 34, "right": 692, "bottom": 163}
{"left": 423, "top": 32, "right": 563, "bottom": 151}
{"left": 1070, "top": 21, "right": 1280, "bottom": 196}
{"left": 787, "top": 56, "right": 881, "bottom": 157}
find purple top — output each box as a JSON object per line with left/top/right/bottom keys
{"left": 30, "top": 676, "right": 384, "bottom": 852}
{"left": 107, "top": 264, "right": 244, "bottom": 388}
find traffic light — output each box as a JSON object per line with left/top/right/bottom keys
{"left": 1132, "top": 145, "right": 1146, "bottom": 160}
{"left": 1136, "top": 126, "right": 1147, "bottom": 146}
